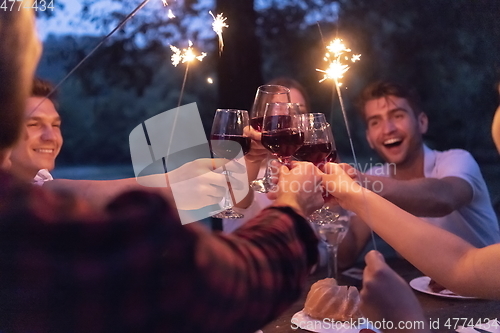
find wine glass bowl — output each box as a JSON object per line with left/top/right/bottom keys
{"left": 249, "top": 85, "right": 291, "bottom": 193}
{"left": 209, "top": 109, "right": 250, "bottom": 219}
{"left": 260, "top": 102, "right": 304, "bottom": 166}
{"left": 250, "top": 85, "right": 291, "bottom": 131}
{"left": 294, "top": 113, "right": 336, "bottom": 167}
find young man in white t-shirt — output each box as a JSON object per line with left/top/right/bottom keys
{"left": 338, "top": 81, "right": 500, "bottom": 268}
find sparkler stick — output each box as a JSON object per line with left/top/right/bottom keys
{"left": 163, "top": 40, "right": 207, "bottom": 172}
{"left": 209, "top": 11, "right": 228, "bottom": 55}
{"left": 30, "top": 0, "right": 153, "bottom": 116}
{"left": 317, "top": 37, "right": 378, "bottom": 250}
{"left": 170, "top": 40, "right": 207, "bottom": 106}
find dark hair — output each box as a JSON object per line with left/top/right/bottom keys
{"left": 356, "top": 81, "right": 424, "bottom": 120}
{"left": 266, "top": 77, "right": 312, "bottom": 113}
{"left": 31, "top": 78, "right": 58, "bottom": 107}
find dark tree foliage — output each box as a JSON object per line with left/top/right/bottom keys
{"left": 216, "top": 0, "right": 263, "bottom": 110}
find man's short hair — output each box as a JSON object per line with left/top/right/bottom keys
{"left": 32, "top": 78, "right": 58, "bottom": 107}
{"left": 356, "top": 81, "right": 424, "bottom": 120}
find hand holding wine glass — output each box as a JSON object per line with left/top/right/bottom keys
{"left": 261, "top": 102, "right": 304, "bottom": 168}
{"left": 249, "top": 85, "right": 291, "bottom": 193}
{"left": 209, "top": 109, "right": 251, "bottom": 219}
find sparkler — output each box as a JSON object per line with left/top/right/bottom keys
{"left": 317, "top": 37, "right": 377, "bottom": 250}
{"left": 316, "top": 38, "right": 361, "bottom": 85}
{"left": 167, "top": 9, "right": 175, "bottom": 19}
{"left": 209, "top": 11, "right": 229, "bottom": 55}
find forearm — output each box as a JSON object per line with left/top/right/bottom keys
{"left": 364, "top": 175, "right": 463, "bottom": 217}
{"left": 350, "top": 189, "right": 483, "bottom": 295}
{"left": 46, "top": 176, "right": 169, "bottom": 209}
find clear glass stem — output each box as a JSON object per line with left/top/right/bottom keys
{"left": 222, "top": 170, "right": 234, "bottom": 210}
{"left": 326, "top": 244, "right": 339, "bottom": 279}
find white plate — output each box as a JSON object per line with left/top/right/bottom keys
{"left": 409, "top": 276, "right": 477, "bottom": 299}
{"left": 291, "top": 310, "right": 380, "bottom": 333}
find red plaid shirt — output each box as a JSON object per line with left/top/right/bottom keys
{"left": 0, "top": 171, "right": 318, "bottom": 333}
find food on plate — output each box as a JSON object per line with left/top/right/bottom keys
{"left": 304, "top": 278, "right": 362, "bottom": 321}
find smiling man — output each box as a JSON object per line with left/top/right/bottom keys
{"left": 338, "top": 81, "right": 500, "bottom": 267}
{"left": 10, "top": 78, "right": 62, "bottom": 183}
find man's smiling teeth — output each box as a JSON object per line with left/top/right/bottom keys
{"left": 383, "top": 138, "right": 402, "bottom": 145}
{"left": 34, "top": 149, "right": 54, "bottom": 153}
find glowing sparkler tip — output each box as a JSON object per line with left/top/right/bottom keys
{"left": 317, "top": 38, "right": 361, "bottom": 85}
{"left": 207, "top": 77, "right": 214, "bottom": 84}
{"left": 209, "top": 11, "right": 228, "bottom": 54}
{"left": 170, "top": 41, "right": 206, "bottom": 67}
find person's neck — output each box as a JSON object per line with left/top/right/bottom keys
{"left": 390, "top": 145, "right": 425, "bottom": 181}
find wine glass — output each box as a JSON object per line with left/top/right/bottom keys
{"left": 294, "top": 114, "right": 347, "bottom": 278}
{"left": 209, "top": 109, "right": 251, "bottom": 219}
{"left": 249, "top": 85, "right": 291, "bottom": 193}
{"left": 294, "top": 113, "right": 335, "bottom": 166}
{"left": 261, "top": 102, "right": 304, "bottom": 167}
{"left": 310, "top": 205, "right": 350, "bottom": 279}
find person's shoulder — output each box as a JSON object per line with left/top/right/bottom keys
{"left": 434, "top": 148, "right": 477, "bottom": 164}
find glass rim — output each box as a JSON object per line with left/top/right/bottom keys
{"left": 257, "top": 84, "right": 291, "bottom": 95}
{"left": 215, "top": 109, "right": 249, "bottom": 114}
{"left": 265, "top": 102, "right": 301, "bottom": 107}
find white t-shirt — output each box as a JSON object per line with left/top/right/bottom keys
{"left": 367, "top": 145, "right": 500, "bottom": 248}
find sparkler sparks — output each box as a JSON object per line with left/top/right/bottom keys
{"left": 316, "top": 38, "right": 361, "bottom": 85}
{"left": 170, "top": 41, "right": 207, "bottom": 67}
{"left": 167, "top": 9, "right": 175, "bottom": 19}
{"left": 161, "top": 0, "right": 168, "bottom": 6}
{"left": 209, "top": 11, "right": 228, "bottom": 54}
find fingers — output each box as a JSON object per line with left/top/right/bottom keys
{"left": 364, "top": 250, "right": 386, "bottom": 267}
{"left": 210, "top": 158, "right": 246, "bottom": 174}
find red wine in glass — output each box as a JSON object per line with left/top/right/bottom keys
{"left": 210, "top": 134, "right": 251, "bottom": 159}
{"left": 294, "top": 142, "right": 333, "bottom": 165}
{"left": 250, "top": 117, "right": 264, "bottom": 132}
{"left": 261, "top": 129, "right": 304, "bottom": 161}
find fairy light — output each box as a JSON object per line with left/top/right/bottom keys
{"left": 207, "top": 77, "right": 214, "bottom": 84}
{"left": 209, "top": 11, "right": 228, "bottom": 54}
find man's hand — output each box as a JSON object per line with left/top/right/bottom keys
{"left": 360, "top": 251, "right": 430, "bottom": 332}
{"left": 321, "top": 163, "right": 364, "bottom": 211}
{"left": 167, "top": 158, "right": 247, "bottom": 211}
{"left": 268, "top": 161, "right": 324, "bottom": 217}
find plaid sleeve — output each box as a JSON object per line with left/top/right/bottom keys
{"left": 175, "top": 206, "right": 319, "bottom": 333}
{"left": 0, "top": 171, "right": 318, "bottom": 333}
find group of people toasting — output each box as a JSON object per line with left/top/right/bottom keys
{"left": 2, "top": 7, "right": 500, "bottom": 333}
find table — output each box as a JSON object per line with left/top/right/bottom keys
{"left": 262, "top": 259, "right": 500, "bottom": 332}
